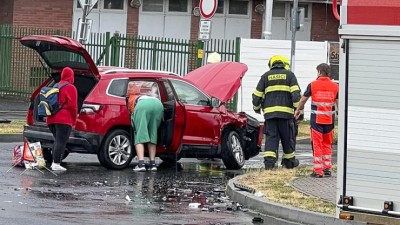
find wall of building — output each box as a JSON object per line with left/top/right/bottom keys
{"left": 190, "top": 0, "right": 200, "bottom": 40}
{"left": 0, "top": 0, "right": 14, "bottom": 25}
{"left": 13, "top": 0, "right": 73, "bottom": 30}
{"left": 126, "top": 5, "right": 139, "bottom": 35}
{"left": 311, "top": 3, "right": 339, "bottom": 41}
{"left": 250, "top": 0, "right": 263, "bottom": 39}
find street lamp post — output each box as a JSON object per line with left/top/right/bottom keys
{"left": 290, "top": 0, "right": 299, "bottom": 72}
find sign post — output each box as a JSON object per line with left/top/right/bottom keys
{"left": 198, "top": 19, "right": 212, "bottom": 41}
{"left": 198, "top": 0, "right": 218, "bottom": 64}
{"left": 199, "top": 0, "right": 218, "bottom": 19}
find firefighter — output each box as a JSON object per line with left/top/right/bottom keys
{"left": 252, "top": 55, "right": 301, "bottom": 169}
{"left": 294, "top": 63, "right": 338, "bottom": 178}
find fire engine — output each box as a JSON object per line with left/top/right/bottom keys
{"left": 336, "top": 0, "right": 400, "bottom": 224}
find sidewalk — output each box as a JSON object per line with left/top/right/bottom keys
{"left": 227, "top": 174, "right": 365, "bottom": 225}
{"left": 0, "top": 97, "right": 28, "bottom": 121}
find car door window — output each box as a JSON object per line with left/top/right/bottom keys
{"left": 162, "top": 80, "right": 175, "bottom": 101}
{"left": 170, "top": 79, "right": 209, "bottom": 106}
{"left": 127, "top": 80, "right": 160, "bottom": 99}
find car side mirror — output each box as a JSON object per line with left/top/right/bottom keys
{"left": 210, "top": 97, "right": 221, "bottom": 108}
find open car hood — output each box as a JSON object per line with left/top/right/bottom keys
{"left": 184, "top": 62, "right": 248, "bottom": 102}
{"left": 20, "top": 35, "right": 99, "bottom": 80}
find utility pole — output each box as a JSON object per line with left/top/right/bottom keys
{"left": 290, "top": 0, "right": 299, "bottom": 72}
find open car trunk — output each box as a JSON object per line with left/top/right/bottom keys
{"left": 33, "top": 72, "right": 97, "bottom": 124}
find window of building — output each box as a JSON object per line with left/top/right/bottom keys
{"left": 228, "top": 0, "right": 249, "bottom": 15}
{"left": 77, "top": 0, "right": 98, "bottom": 8}
{"left": 103, "top": 0, "right": 124, "bottom": 10}
{"left": 290, "top": 4, "right": 309, "bottom": 18}
{"left": 168, "top": 0, "right": 188, "bottom": 12}
{"left": 143, "top": 0, "right": 164, "bottom": 12}
{"left": 216, "top": 0, "right": 224, "bottom": 14}
{"left": 272, "top": 2, "right": 285, "bottom": 17}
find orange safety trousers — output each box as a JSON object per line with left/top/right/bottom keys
{"left": 310, "top": 122, "right": 334, "bottom": 176}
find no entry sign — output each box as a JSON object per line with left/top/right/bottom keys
{"left": 199, "top": 0, "right": 218, "bottom": 19}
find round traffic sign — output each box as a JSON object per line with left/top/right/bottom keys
{"left": 199, "top": 0, "right": 218, "bottom": 19}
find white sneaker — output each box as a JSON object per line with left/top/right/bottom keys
{"left": 149, "top": 165, "right": 157, "bottom": 171}
{"left": 133, "top": 166, "right": 146, "bottom": 172}
{"left": 51, "top": 163, "right": 67, "bottom": 171}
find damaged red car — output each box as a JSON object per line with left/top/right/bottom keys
{"left": 21, "top": 35, "right": 263, "bottom": 170}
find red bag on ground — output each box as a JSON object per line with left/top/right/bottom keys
{"left": 12, "top": 144, "right": 24, "bottom": 167}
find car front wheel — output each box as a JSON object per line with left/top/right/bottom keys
{"left": 98, "top": 129, "right": 134, "bottom": 170}
{"left": 221, "top": 130, "right": 245, "bottom": 170}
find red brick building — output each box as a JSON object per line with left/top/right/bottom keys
{"left": 0, "top": 0, "right": 339, "bottom": 41}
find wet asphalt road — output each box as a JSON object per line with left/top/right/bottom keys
{"left": 0, "top": 142, "right": 336, "bottom": 225}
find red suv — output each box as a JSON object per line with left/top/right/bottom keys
{"left": 21, "top": 35, "right": 263, "bottom": 170}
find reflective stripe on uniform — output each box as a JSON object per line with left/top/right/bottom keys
{"left": 265, "top": 85, "right": 290, "bottom": 93}
{"left": 311, "top": 101, "right": 335, "bottom": 107}
{"left": 313, "top": 163, "right": 323, "bottom": 169}
{"left": 311, "top": 110, "right": 335, "bottom": 115}
{"left": 263, "top": 151, "right": 277, "bottom": 158}
{"left": 253, "top": 105, "right": 261, "bottom": 110}
{"left": 290, "top": 85, "right": 300, "bottom": 92}
{"left": 283, "top": 152, "right": 295, "bottom": 159}
{"left": 293, "top": 102, "right": 299, "bottom": 108}
{"left": 314, "top": 156, "right": 322, "bottom": 161}
{"left": 264, "top": 85, "right": 299, "bottom": 93}
{"left": 322, "top": 155, "right": 332, "bottom": 159}
{"left": 253, "top": 89, "right": 264, "bottom": 97}
{"left": 264, "top": 106, "right": 294, "bottom": 114}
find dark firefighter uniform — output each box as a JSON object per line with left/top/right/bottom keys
{"left": 252, "top": 56, "right": 301, "bottom": 169}
{"left": 304, "top": 77, "right": 338, "bottom": 176}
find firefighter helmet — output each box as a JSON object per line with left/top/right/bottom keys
{"left": 268, "top": 55, "right": 290, "bottom": 70}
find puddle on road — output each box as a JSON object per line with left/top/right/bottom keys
{"left": 8, "top": 161, "right": 265, "bottom": 224}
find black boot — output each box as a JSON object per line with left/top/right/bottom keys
{"left": 282, "top": 158, "right": 299, "bottom": 169}
{"left": 323, "top": 169, "right": 332, "bottom": 177}
{"left": 264, "top": 157, "right": 276, "bottom": 170}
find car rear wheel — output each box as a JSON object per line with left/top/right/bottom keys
{"left": 221, "top": 130, "right": 245, "bottom": 170}
{"left": 98, "top": 129, "right": 134, "bottom": 170}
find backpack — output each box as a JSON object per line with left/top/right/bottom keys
{"left": 38, "top": 82, "right": 68, "bottom": 117}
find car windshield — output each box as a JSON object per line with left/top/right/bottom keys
{"left": 42, "top": 50, "right": 90, "bottom": 70}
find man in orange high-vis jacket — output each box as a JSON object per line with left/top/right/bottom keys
{"left": 295, "top": 63, "right": 338, "bottom": 178}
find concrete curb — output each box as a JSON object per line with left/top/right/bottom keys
{"left": 227, "top": 175, "right": 367, "bottom": 225}
{"left": 0, "top": 133, "right": 23, "bottom": 143}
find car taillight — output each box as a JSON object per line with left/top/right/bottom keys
{"left": 26, "top": 109, "right": 34, "bottom": 125}
{"left": 257, "top": 124, "right": 265, "bottom": 146}
{"left": 80, "top": 104, "right": 102, "bottom": 114}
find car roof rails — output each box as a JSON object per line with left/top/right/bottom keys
{"left": 102, "top": 68, "right": 180, "bottom": 76}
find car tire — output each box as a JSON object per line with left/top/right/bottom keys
{"left": 221, "top": 130, "right": 245, "bottom": 170}
{"left": 98, "top": 129, "right": 134, "bottom": 170}
{"left": 159, "top": 154, "right": 181, "bottom": 163}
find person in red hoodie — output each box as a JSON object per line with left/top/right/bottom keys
{"left": 46, "top": 67, "right": 78, "bottom": 171}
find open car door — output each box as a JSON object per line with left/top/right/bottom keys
{"left": 20, "top": 35, "right": 99, "bottom": 80}
{"left": 159, "top": 79, "right": 186, "bottom": 153}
